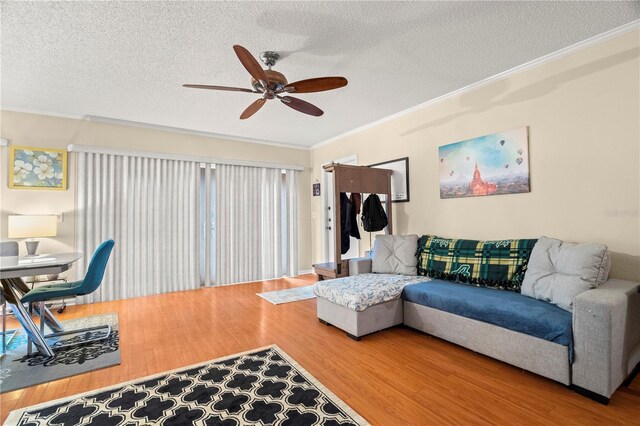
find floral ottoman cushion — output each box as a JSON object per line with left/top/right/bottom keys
{"left": 313, "top": 273, "right": 430, "bottom": 312}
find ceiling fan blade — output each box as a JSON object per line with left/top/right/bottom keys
{"left": 283, "top": 77, "right": 348, "bottom": 93}
{"left": 280, "top": 96, "right": 324, "bottom": 117}
{"left": 183, "top": 84, "right": 258, "bottom": 93}
{"left": 240, "top": 98, "right": 266, "bottom": 120}
{"left": 233, "top": 45, "right": 269, "bottom": 88}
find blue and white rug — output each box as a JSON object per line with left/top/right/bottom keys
{"left": 257, "top": 285, "right": 316, "bottom": 305}
{"left": 0, "top": 313, "right": 120, "bottom": 393}
{"left": 1, "top": 329, "right": 18, "bottom": 356}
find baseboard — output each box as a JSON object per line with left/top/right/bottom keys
{"left": 298, "top": 269, "right": 314, "bottom": 275}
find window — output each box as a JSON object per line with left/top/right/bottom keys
{"left": 199, "top": 165, "right": 297, "bottom": 285}
{"left": 199, "top": 165, "right": 215, "bottom": 284}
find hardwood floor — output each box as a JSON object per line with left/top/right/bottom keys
{"left": 2, "top": 274, "right": 639, "bottom": 424}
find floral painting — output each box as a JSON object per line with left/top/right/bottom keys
{"left": 439, "top": 127, "right": 529, "bottom": 199}
{"left": 9, "top": 146, "right": 67, "bottom": 190}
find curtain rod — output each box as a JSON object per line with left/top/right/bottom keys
{"left": 67, "top": 144, "right": 305, "bottom": 171}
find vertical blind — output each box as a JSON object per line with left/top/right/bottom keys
{"left": 283, "top": 169, "right": 298, "bottom": 277}
{"left": 212, "top": 164, "right": 299, "bottom": 285}
{"left": 75, "top": 152, "right": 200, "bottom": 303}
{"left": 75, "top": 148, "right": 300, "bottom": 301}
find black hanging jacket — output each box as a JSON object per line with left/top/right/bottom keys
{"left": 348, "top": 193, "right": 361, "bottom": 240}
{"left": 340, "top": 192, "right": 351, "bottom": 254}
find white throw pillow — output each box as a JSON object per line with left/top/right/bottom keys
{"left": 371, "top": 234, "right": 418, "bottom": 276}
{"left": 521, "top": 236, "right": 611, "bottom": 311}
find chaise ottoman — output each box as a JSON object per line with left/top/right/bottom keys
{"left": 313, "top": 273, "right": 429, "bottom": 340}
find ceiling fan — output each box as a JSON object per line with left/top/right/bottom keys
{"left": 183, "top": 45, "right": 348, "bottom": 119}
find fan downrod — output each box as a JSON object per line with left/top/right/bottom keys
{"left": 259, "top": 51, "right": 279, "bottom": 68}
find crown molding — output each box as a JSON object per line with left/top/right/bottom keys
{"left": 3, "top": 19, "right": 637, "bottom": 153}
{"left": 311, "top": 19, "right": 640, "bottom": 150}
{"left": 1, "top": 107, "right": 311, "bottom": 151}
{"left": 82, "top": 115, "right": 311, "bottom": 151}
{"left": 1, "top": 106, "right": 84, "bottom": 120}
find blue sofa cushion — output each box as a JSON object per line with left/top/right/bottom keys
{"left": 403, "top": 280, "right": 574, "bottom": 362}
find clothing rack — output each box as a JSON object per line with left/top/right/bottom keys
{"left": 314, "top": 163, "right": 393, "bottom": 280}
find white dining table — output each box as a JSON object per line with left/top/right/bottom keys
{"left": 0, "top": 253, "right": 83, "bottom": 357}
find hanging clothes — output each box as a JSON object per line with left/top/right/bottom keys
{"left": 348, "top": 192, "right": 361, "bottom": 239}
{"left": 340, "top": 192, "right": 352, "bottom": 254}
{"left": 362, "top": 193, "right": 388, "bottom": 232}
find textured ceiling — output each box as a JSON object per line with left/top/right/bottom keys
{"left": 2, "top": 1, "right": 639, "bottom": 147}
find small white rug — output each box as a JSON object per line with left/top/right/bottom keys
{"left": 257, "top": 285, "right": 316, "bottom": 305}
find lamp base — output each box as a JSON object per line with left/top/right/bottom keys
{"left": 25, "top": 240, "right": 40, "bottom": 257}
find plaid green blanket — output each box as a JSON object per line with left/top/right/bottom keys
{"left": 417, "top": 235, "right": 538, "bottom": 291}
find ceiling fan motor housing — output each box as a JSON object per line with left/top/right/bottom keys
{"left": 252, "top": 69, "right": 288, "bottom": 93}
{"left": 183, "top": 45, "right": 346, "bottom": 118}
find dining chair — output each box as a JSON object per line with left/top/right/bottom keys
{"left": 1, "top": 241, "right": 19, "bottom": 356}
{"left": 0, "top": 240, "right": 19, "bottom": 268}
{"left": 21, "top": 240, "right": 115, "bottom": 353}
{"left": 1, "top": 294, "right": 6, "bottom": 355}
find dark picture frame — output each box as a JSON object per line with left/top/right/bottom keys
{"left": 369, "top": 157, "right": 410, "bottom": 202}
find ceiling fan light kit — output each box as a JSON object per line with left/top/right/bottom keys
{"left": 183, "top": 45, "right": 348, "bottom": 119}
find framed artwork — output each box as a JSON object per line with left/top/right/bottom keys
{"left": 369, "top": 157, "right": 410, "bottom": 202}
{"left": 9, "top": 146, "right": 68, "bottom": 190}
{"left": 439, "top": 127, "right": 529, "bottom": 199}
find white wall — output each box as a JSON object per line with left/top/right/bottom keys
{"left": 310, "top": 30, "right": 640, "bottom": 281}
{"left": 0, "top": 111, "right": 312, "bottom": 272}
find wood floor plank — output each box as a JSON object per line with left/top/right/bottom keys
{"left": 1, "top": 274, "right": 638, "bottom": 424}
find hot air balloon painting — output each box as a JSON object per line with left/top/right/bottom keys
{"left": 438, "top": 127, "right": 530, "bottom": 199}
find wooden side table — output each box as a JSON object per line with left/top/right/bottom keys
{"left": 313, "top": 261, "right": 350, "bottom": 281}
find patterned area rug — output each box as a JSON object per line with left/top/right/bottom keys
{"left": 1, "top": 329, "right": 18, "bottom": 357}
{"left": 257, "top": 285, "right": 316, "bottom": 305}
{"left": 0, "top": 313, "right": 119, "bottom": 393}
{"left": 5, "top": 345, "right": 368, "bottom": 426}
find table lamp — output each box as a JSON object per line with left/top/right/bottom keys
{"left": 7, "top": 215, "right": 57, "bottom": 257}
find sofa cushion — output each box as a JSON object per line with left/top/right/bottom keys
{"left": 417, "top": 235, "right": 538, "bottom": 291}
{"left": 372, "top": 234, "right": 418, "bottom": 275}
{"left": 403, "top": 280, "right": 574, "bottom": 361}
{"left": 521, "top": 236, "right": 610, "bottom": 312}
{"left": 313, "top": 273, "right": 429, "bottom": 312}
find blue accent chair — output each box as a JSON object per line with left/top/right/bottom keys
{"left": 21, "top": 240, "right": 115, "bottom": 352}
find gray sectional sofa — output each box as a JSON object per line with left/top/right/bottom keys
{"left": 314, "top": 237, "right": 640, "bottom": 404}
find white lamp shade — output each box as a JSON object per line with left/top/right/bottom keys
{"left": 8, "top": 215, "right": 58, "bottom": 238}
